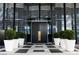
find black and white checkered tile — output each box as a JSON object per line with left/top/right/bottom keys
{"left": 0, "top": 44, "right": 79, "bottom": 55}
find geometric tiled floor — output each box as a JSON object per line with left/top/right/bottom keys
{"left": 15, "top": 49, "right": 28, "bottom": 53}
{"left": 49, "top": 49, "right": 62, "bottom": 53}
{"left": 47, "top": 46, "right": 56, "bottom": 48}
{"left": 22, "top": 46, "right": 31, "bottom": 48}
{"left": 0, "top": 44, "right": 79, "bottom": 55}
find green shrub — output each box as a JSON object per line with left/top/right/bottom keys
{"left": 5, "top": 29, "right": 16, "bottom": 40}
{"left": 59, "top": 31, "right": 65, "bottom": 39}
{"left": 64, "top": 30, "right": 74, "bottom": 40}
{"left": 15, "top": 32, "right": 25, "bottom": 38}
{"left": 59, "top": 30, "right": 74, "bottom": 40}
{"left": 53, "top": 32, "right": 60, "bottom": 38}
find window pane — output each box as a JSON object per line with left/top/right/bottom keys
{"left": 40, "top": 4, "right": 51, "bottom": 20}
{"left": 0, "top": 3, "right": 3, "bottom": 30}
{"left": 55, "top": 3, "right": 64, "bottom": 32}
{"left": 5, "top": 3, "right": 13, "bottom": 29}
{"left": 76, "top": 3, "right": 79, "bottom": 43}
{"left": 66, "top": 3, "right": 74, "bottom": 30}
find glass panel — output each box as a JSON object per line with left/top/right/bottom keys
{"left": 5, "top": 3, "right": 13, "bottom": 29}
{"left": 15, "top": 3, "right": 25, "bottom": 32}
{"left": 40, "top": 4, "right": 51, "bottom": 20}
{"left": 55, "top": 3, "right": 64, "bottom": 32}
{"left": 76, "top": 3, "right": 79, "bottom": 43}
{"left": 0, "top": 3, "right": 3, "bottom": 30}
{"left": 66, "top": 3, "right": 74, "bottom": 30}
{"left": 29, "top": 5, "right": 39, "bottom": 20}
{"left": 48, "top": 22, "right": 52, "bottom": 42}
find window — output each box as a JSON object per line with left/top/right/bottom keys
{"left": 66, "top": 3, "right": 74, "bottom": 30}
{"left": 0, "top": 3, "right": 3, "bottom": 30}
{"left": 55, "top": 3, "right": 64, "bottom": 32}
{"left": 40, "top": 4, "right": 51, "bottom": 20}
{"left": 5, "top": 3, "right": 13, "bottom": 29}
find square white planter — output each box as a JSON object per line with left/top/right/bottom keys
{"left": 18, "top": 38, "right": 24, "bottom": 46}
{"left": 66, "top": 40, "right": 76, "bottom": 52}
{"left": 54, "top": 38, "right": 60, "bottom": 46}
{"left": 60, "top": 39, "right": 67, "bottom": 50}
{"left": 13, "top": 39, "right": 19, "bottom": 49}
{"left": 4, "top": 40, "right": 14, "bottom": 52}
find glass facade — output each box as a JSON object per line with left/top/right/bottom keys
{"left": 5, "top": 4, "right": 14, "bottom": 30}
{"left": 66, "top": 4, "right": 74, "bottom": 30}
{"left": 0, "top": 3, "right": 3, "bottom": 30}
{"left": 55, "top": 3, "right": 64, "bottom": 32}
{"left": 0, "top": 3, "right": 79, "bottom": 43}
{"left": 76, "top": 4, "right": 79, "bottom": 43}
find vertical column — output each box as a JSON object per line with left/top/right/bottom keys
{"left": 13, "top": 3, "right": 16, "bottom": 30}
{"left": 74, "top": 3, "right": 77, "bottom": 43}
{"left": 39, "top": 3, "right": 41, "bottom": 20}
{"left": 3, "top": 3, "right": 5, "bottom": 30}
{"left": 50, "top": 3, "right": 53, "bottom": 42}
{"left": 63, "top": 3, "right": 66, "bottom": 30}
{"left": 27, "top": 4, "right": 29, "bottom": 19}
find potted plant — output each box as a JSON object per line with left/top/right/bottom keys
{"left": 4, "top": 29, "right": 16, "bottom": 52}
{"left": 13, "top": 32, "right": 19, "bottom": 49}
{"left": 0, "top": 30, "right": 5, "bottom": 46}
{"left": 59, "top": 31, "right": 67, "bottom": 50}
{"left": 53, "top": 32, "right": 60, "bottom": 46}
{"left": 17, "top": 32, "right": 25, "bottom": 46}
{"left": 65, "top": 30, "right": 75, "bottom": 52}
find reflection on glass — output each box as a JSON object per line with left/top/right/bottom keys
{"left": 38, "top": 31, "right": 41, "bottom": 41}
{"left": 66, "top": 3, "right": 73, "bottom": 30}
{"left": 55, "top": 3, "right": 64, "bottom": 32}
{"left": 0, "top": 3, "right": 3, "bottom": 30}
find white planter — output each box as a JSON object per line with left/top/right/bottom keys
{"left": 4, "top": 40, "right": 14, "bottom": 52}
{"left": 66, "top": 40, "right": 76, "bottom": 52}
{"left": 18, "top": 38, "right": 24, "bottom": 46}
{"left": 13, "top": 39, "right": 19, "bottom": 49}
{"left": 54, "top": 38, "right": 60, "bottom": 46}
{"left": 60, "top": 39, "right": 67, "bottom": 50}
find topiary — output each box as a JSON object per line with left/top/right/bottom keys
{"left": 16, "top": 32, "right": 25, "bottom": 38}
{"left": 53, "top": 32, "right": 60, "bottom": 38}
{"left": 5, "top": 29, "right": 16, "bottom": 40}
{"left": 59, "top": 31, "right": 65, "bottom": 39}
{"left": 64, "top": 30, "right": 74, "bottom": 40}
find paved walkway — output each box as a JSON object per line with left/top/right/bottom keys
{"left": 0, "top": 44, "right": 79, "bottom": 55}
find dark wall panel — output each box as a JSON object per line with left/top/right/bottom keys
{"left": 32, "top": 22, "right": 47, "bottom": 43}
